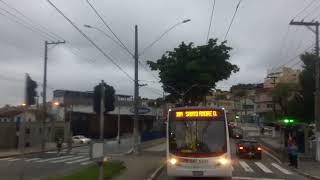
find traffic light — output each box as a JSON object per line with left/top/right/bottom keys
{"left": 282, "top": 118, "right": 296, "bottom": 125}
{"left": 93, "top": 82, "right": 115, "bottom": 114}
{"left": 26, "top": 75, "right": 38, "bottom": 106}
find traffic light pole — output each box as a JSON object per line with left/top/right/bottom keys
{"left": 133, "top": 25, "right": 140, "bottom": 154}
{"left": 41, "top": 40, "right": 65, "bottom": 151}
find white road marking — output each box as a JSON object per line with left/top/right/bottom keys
{"left": 66, "top": 157, "right": 90, "bottom": 164}
{"left": 36, "top": 155, "right": 73, "bottom": 163}
{"left": 8, "top": 158, "right": 19, "bottom": 162}
{"left": 255, "top": 162, "right": 273, "bottom": 173}
{"left": 81, "top": 161, "right": 93, "bottom": 165}
{"left": 51, "top": 156, "right": 84, "bottom": 163}
{"left": 271, "top": 163, "right": 292, "bottom": 175}
{"left": 0, "top": 157, "right": 14, "bottom": 161}
{"left": 239, "top": 161, "right": 254, "bottom": 172}
{"left": 25, "top": 158, "right": 41, "bottom": 162}
{"left": 232, "top": 176, "right": 284, "bottom": 180}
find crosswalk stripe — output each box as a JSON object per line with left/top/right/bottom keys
{"left": 66, "top": 157, "right": 90, "bottom": 164}
{"left": 81, "top": 161, "right": 93, "bottom": 165}
{"left": 255, "top": 162, "right": 273, "bottom": 173}
{"left": 0, "top": 157, "right": 14, "bottom": 161}
{"left": 36, "top": 155, "right": 74, "bottom": 163}
{"left": 239, "top": 161, "right": 254, "bottom": 172}
{"left": 271, "top": 163, "right": 292, "bottom": 175}
{"left": 8, "top": 158, "right": 19, "bottom": 162}
{"left": 25, "top": 158, "right": 41, "bottom": 162}
{"left": 51, "top": 156, "right": 85, "bottom": 163}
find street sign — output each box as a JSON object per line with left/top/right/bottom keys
{"left": 130, "top": 107, "right": 151, "bottom": 114}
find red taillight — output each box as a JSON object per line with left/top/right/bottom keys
{"left": 239, "top": 146, "right": 244, "bottom": 150}
{"left": 257, "top": 147, "right": 262, "bottom": 151}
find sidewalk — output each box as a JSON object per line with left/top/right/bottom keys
{"left": 112, "top": 153, "right": 164, "bottom": 180}
{"left": 260, "top": 136, "right": 320, "bottom": 180}
{"left": 0, "top": 142, "right": 85, "bottom": 158}
{"left": 111, "top": 138, "right": 165, "bottom": 180}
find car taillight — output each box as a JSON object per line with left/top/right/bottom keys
{"left": 257, "top": 147, "right": 262, "bottom": 151}
{"left": 239, "top": 146, "right": 244, "bottom": 150}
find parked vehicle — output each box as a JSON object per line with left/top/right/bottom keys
{"left": 72, "top": 135, "right": 91, "bottom": 144}
{"left": 236, "top": 139, "right": 262, "bottom": 159}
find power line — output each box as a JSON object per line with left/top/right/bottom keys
{"left": 273, "top": 43, "right": 314, "bottom": 71}
{"left": 0, "top": 8, "right": 54, "bottom": 41}
{"left": 47, "top": 0, "right": 134, "bottom": 82}
{"left": 84, "top": 0, "right": 161, "bottom": 83}
{"left": 224, "top": 0, "right": 242, "bottom": 41}
{"left": 301, "top": 1, "right": 320, "bottom": 20}
{"left": 292, "top": 0, "right": 317, "bottom": 20}
{"left": 85, "top": 0, "right": 133, "bottom": 57}
{"left": 0, "top": 0, "right": 64, "bottom": 41}
{"left": 206, "top": 0, "right": 216, "bottom": 43}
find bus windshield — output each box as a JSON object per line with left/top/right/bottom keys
{"left": 169, "top": 118, "right": 227, "bottom": 157}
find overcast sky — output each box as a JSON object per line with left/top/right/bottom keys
{"left": 0, "top": 0, "right": 318, "bottom": 106}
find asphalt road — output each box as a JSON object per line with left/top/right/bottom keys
{"left": 0, "top": 138, "right": 133, "bottom": 180}
{"left": 155, "top": 139, "right": 309, "bottom": 180}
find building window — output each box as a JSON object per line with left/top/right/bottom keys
{"left": 267, "top": 104, "right": 273, "bottom": 108}
{"left": 25, "top": 128, "right": 30, "bottom": 134}
{"left": 257, "top": 104, "right": 260, "bottom": 108}
{"left": 39, "top": 128, "right": 42, "bottom": 133}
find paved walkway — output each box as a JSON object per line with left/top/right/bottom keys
{"left": 112, "top": 141, "right": 165, "bottom": 180}
{"left": 0, "top": 142, "right": 84, "bottom": 158}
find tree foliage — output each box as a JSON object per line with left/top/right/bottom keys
{"left": 273, "top": 53, "right": 319, "bottom": 123}
{"left": 147, "top": 39, "right": 239, "bottom": 105}
{"left": 272, "top": 83, "right": 298, "bottom": 116}
{"left": 297, "top": 53, "right": 319, "bottom": 122}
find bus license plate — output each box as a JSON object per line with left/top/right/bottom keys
{"left": 192, "top": 171, "right": 203, "bottom": 176}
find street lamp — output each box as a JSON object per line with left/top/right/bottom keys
{"left": 83, "top": 24, "right": 134, "bottom": 56}
{"left": 139, "top": 19, "right": 191, "bottom": 56}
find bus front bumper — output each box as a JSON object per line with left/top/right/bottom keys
{"left": 167, "top": 163, "right": 232, "bottom": 177}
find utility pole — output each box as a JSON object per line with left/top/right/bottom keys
{"left": 42, "top": 40, "right": 65, "bottom": 151}
{"left": 18, "top": 74, "right": 28, "bottom": 180}
{"left": 99, "top": 80, "right": 105, "bottom": 180}
{"left": 133, "top": 25, "right": 140, "bottom": 154}
{"left": 267, "top": 72, "right": 280, "bottom": 122}
{"left": 289, "top": 20, "right": 320, "bottom": 161}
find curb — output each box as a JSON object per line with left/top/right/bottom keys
{"left": 291, "top": 168, "right": 320, "bottom": 180}
{"left": 146, "top": 164, "right": 165, "bottom": 180}
{"left": 0, "top": 144, "right": 87, "bottom": 159}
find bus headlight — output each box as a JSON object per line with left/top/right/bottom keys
{"left": 218, "top": 157, "right": 229, "bottom": 166}
{"left": 170, "top": 158, "right": 177, "bottom": 165}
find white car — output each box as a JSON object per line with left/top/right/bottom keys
{"left": 72, "top": 135, "right": 91, "bottom": 144}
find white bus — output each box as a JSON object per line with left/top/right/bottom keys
{"left": 166, "top": 107, "right": 232, "bottom": 178}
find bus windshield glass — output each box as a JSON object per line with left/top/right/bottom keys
{"left": 169, "top": 110, "right": 227, "bottom": 157}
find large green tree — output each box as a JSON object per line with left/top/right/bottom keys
{"left": 147, "top": 39, "right": 239, "bottom": 105}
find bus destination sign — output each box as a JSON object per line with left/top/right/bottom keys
{"left": 175, "top": 110, "right": 219, "bottom": 118}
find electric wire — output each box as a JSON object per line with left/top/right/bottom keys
{"left": 224, "top": 0, "right": 242, "bottom": 41}
{"left": 47, "top": 0, "right": 134, "bottom": 82}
